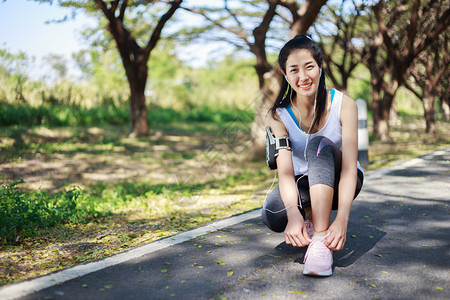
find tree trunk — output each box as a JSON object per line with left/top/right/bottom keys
{"left": 442, "top": 97, "right": 450, "bottom": 120}
{"left": 372, "top": 84, "right": 396, "bottom": 142}
{"left": 249, "top": 71, "right": 279, "bottom": 159}
{"left": 423, "top": 89, "right": 436, "bottom": 135}
{"left": 127, "top": 57, "right": 149, "bottom": 137}
{"left": 389, "top": 102, "right": 401, "bottom": 126}
{"left": 129, "top": 90, "right": 149, "bottom": 137}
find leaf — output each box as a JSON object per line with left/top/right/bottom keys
{"left": 436, "top": 287, "right": 443, "bottom": 291}
{"left": 161, "top": 269, "right": 168, "bottom": 273}
{"left": 351, "top": 235, "right": 357, "bottom": 238}
{"left": 227, "top": 271, "right": 234, "bottom": 276}
{"left": 105, "top": 285, "right": 114, "bottom": 289}
{"left": 81, "top": 284, "right": 87, "bottom": 288}
{"left": 293, "top": 290, "right": 305, "bottom": 295}
{"left": 163, "top": 262, "right": 171, "bottom": 265}
{"left": 369, "top": 284, "right": 377, "bottom": 288}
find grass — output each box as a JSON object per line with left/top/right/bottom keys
{"left": 0, "top": 113, "right": 449, "bottom": 286}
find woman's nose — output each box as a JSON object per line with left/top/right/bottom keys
{"left": 298, "top": 70, "right": 309, "bottom": 82}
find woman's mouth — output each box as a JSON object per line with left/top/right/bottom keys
{"left": 299, "top": 82, "right": 312, "bottom": 90}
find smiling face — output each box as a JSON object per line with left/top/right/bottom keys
{"left": 284, "top": 49, "right": 321, "bottom": 100}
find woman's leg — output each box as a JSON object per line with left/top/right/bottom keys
{"left": 262, "top": 136, "right": 363, "bottom": 236}
{"left": 305, "top": 136, "right": 364, "bottom": 232}
{"left": 261, "top": 177, "right": 310, "bottom": 233}
{"left": 261, "top": 186, "right": 289, "bottom": 233}
{"left": 305, "top": 136, "right": 342, "bottom": 236}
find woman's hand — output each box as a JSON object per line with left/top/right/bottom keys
{"left": 284, "top": 209, "right": 312, "bottom": 247}
{"left": 323, "top": 216, "right": 348, "bottom": 251}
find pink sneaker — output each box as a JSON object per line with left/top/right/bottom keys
{"left": 305, "top": 220, "right": 314, "bottom": 239}
{"left": 303, "top": 240, "right": 333, "bottom": 276}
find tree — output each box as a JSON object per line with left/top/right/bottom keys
{"left": 313, "top": 0, "right": 370, "bottom": 94}
{"left": 41, "top": 0, "right": 183, "bottom": 136}
{"left": 0, "top": 48, "right": 34, "bottom": 103}
{"left": 96, "top": 0, "right": 183, "bottom": 136}
{"left": 403, "top": 32, "right": 449, "bottom": 134}
{"left": 367, "top": 0, "right": 449, "bottom": 141}
{"left": 43, "top": 54, "right": 68, "bottom": 83}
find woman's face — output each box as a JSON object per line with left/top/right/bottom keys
{"left": 284, "top": 49, "right": 321, "bottom": 100}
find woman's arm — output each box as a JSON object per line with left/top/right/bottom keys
{"left": 324, "top": 94, "right": 358, "bottom": 251}
{"left": 268, "top": 115, "right": 312, "bottom": 247}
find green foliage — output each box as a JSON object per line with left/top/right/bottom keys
{"left": 0, "top": 180, "right": 99, "bottom": 245}
{"left": 0, "top": 103, "right": 129, "bottom": 127}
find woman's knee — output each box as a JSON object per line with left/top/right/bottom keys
{"left": 306, "top": 136, "right": 331, "bottom": 159}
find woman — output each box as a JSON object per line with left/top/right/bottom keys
{"left": 262, "top": 35, "right": 364, "bottom": 276}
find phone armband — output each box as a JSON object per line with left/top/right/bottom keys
{"left": 265, "top": 126, "right": 292, "bottom": 170}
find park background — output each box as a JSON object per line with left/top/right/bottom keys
{"left": 0, "top": 0, "right": 449, "bottom": 286}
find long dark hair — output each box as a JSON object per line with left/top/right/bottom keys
{"left": 270, "top": 35, "right": 327, "bottom": 131}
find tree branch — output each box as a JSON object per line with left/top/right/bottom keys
{"left": 411, "top": 8, "right": 450, "bottom": 61}
{"left": 403, "top": 80, "right": 422, "bottom": 99}
{"left": 144, "top": 0, "right": 183, "bottom": 57}
{"left": 406, "top": 0, "right": 419, "bottom": 52}
{"left": 94, "top": 0, "right": 113, "bottom": 20}
{"left": 119, "top": 0, "right": 127, "bottom": 21}
{"left": 180, "top": 6, "right": 251, "bottom": 49}
{"left": 224, "top": 0, "right": 244, "bottom": 30}
{"left": 373, "top": 0, "right": 397, "bottom": 63}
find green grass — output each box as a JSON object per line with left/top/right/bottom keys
{"left": 0, "top": 181, "right": 101, "bottom": 244}
{"left": 0, "top": 102, "right": 255, "bottom": 128}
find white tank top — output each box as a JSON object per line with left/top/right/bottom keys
{"left": 276, "top": 89, "right": 361, "bottom": 176}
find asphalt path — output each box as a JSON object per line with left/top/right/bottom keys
{"left": 2, "top": 148, "right": 449, "bottom": 300}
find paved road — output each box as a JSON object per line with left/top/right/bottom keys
{"left": 2, "top": 149, "right": 450, "bottom": 299}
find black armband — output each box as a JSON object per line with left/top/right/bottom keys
{"left": 265, "top": 126, "right": 292, "bottom": 170}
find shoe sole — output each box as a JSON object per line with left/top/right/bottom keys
{"left": 303, "top": 268, "right": 332, "bottom": 276}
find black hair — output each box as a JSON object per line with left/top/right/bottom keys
{"left": 270, "top": 34, "right": 327, "bottom": 131}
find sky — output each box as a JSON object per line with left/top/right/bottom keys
{"left": 0, "top": 0, "right": 231, "bottom": 80}
{"left": 0, "top": 0, "right": 97, "bottom": 79}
